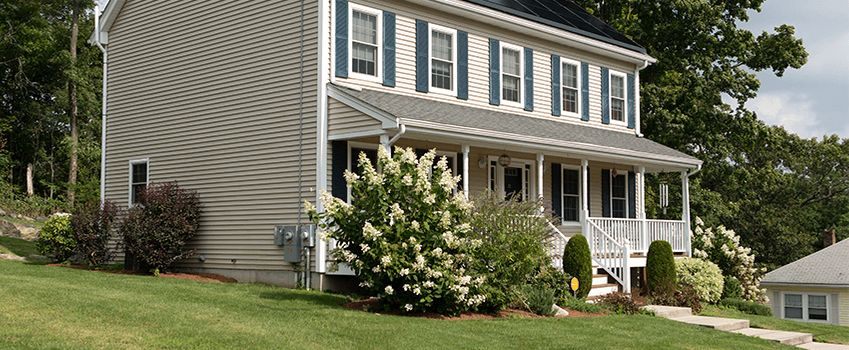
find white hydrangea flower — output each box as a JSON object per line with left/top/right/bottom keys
{"left": 359, "top": 243, "right": 370, "bottom": 253}
{"left": 380, "top": 255, "right": 392, "bottom": 266}
{"left": 384, "top": 285, "right": 394, "bottom": 295}
{"left": 404, "top": 304, "right": 413, "bottom": 312}
{"left": 399, "top": 268, "right": 410, "bottom": 276}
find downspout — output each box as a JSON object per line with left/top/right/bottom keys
{"left": 387, "top": 123, "right": 406, "bottom": 146}
{"left": 687, "top": 163, "right": 702, "bottom": 178}
{"left": 634, "top": 60, "right": 649, "bottom": 137}
{"left": 315, "top": 0, "right": 331, "bottom": 288}
{"left": 94, "top": 4, "right": 108, "bottom": 206}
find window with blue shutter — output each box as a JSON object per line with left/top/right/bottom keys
{"left": 489, "top": 38, "right": 500, "bottom": 105}
{"left": 382, "top": 12, "right": 396, "bottom": 87}
{"left": 334, "top": 0, "right": 348, "bottom": 78}
{"left": 551, "top": 54, "right": 560, "bottom": 116}
{"left": 457, "top": 31, "right": 469, "bottom": 100}
{"left": 601, "top": 67, "right": 610, "bottom": 124}
{"left": 524, "top": 48, "right": 533, "bottom": 111}
{"left": 627, "top": 73, "right": 636, "bottom": 129}
{"left": 415, "top": 20, "right": 428, "bottom": 92}
{"left": 581, "top": 62, "right": 589, "bottom": 121}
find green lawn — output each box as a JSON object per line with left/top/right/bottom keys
{"left": 0, "top": 260, "right": 794, "bottom": 350}
{"left": 701, "top": 305, "right": 849, "bottom": 345}
{"left": 0, "top": 236, "right": 40, "bottom": 258}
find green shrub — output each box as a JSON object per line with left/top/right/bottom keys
{"left": 119, "top": 182, "right": 202, "bottom": 273}
{"left": 519, "top": 284, "right": 555, "bottom": 316}
{"left": 650, "top": 285, "right": 703, "bottom": 313}
{"left": 597, "top": 293, "right": 642, "bottom": 315}
{"left": 559, "top": 293, "right": 605, "bottom": 313}
{"left": 722, "top": 276, "right": 743, "bottom": 300}
{"left": 534, "top": 264, "right": 572, "bottom": 307}
{"left": 562, "top": 234, "right": 592, "bottom": 298}
{"left": 71, "top": 201, "right": 119, "bottom": 268}
{"left": 646, "top": 240, "right": 676, "bottom": 296}
{"left": 470, "top": 192, "right": 554, "bottom": 311}
{"left": 719, "top": 298, "right": 772, "bottom": 316}
{"left": 35, "top": 213, "right": 75, "bottom": 262}
{"left": 675, "top": 258, "right": 723, "bottom": 304}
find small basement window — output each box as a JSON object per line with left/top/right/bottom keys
{"left": 129, "top": 159, "right": 149, "bottom": 205}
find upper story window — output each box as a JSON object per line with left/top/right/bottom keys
{"left": 611, "top": 171, "right": 628, "bottom": 218}
{"left": 429, "top": 25, "right": 457, "bottom": 95}
{"left": 561, "top": 58, "right": 581, "bottom": 116}
{"left": 349, "top": 4, "right": 382, "bottom": 80}
{"left": 609, "top": 70, "right": 627, "bottom": 124}
{"left": 129, "top": 159, "right": 149, "bottom": 206}
{"left": 501, "top": 43, "right": 523, "bottom": 105}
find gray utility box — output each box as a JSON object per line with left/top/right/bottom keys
{"left": 273, "top": 224, "right": 317, "bottom": 263}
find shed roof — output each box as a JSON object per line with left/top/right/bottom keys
{"left": 762, "top": 239, "right": 849, "bottom": 288}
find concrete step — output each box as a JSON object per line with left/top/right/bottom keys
{"left": 669, "top": 315, "right": 749, "bottom": 331}
{"left": 731, "top": 328, "right": 813, "bottom": 346}
{"left": 588, "top": 284, "right": 618, "bottom": 297}
{"left": 642, "top": 305, "right": 692, "bottom": 319}
{"left": 798, "top": 342, "right": 849, "bottom": 350}
{"left": 592, "top": 274, "right": 609, "bottom": 285}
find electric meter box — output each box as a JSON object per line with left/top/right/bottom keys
{"left": 274, "top": 225, "right": 302, "bottom": 263}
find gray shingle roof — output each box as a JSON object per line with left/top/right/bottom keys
{"left": 333, "top": 85, "right": 700, "bottom": 166}
{"left": 762, "top": 239, "right": 849, "bottom": 287}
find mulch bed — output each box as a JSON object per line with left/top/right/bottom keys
{"left": 47, "top": 263, "right": 236, "bottom": 283}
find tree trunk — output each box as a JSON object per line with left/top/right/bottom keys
{"left": 26, "top": 163, "right": 34, "bottom": 196}
{"left": 67, "top": 2, "right": 80, "bottom": 205}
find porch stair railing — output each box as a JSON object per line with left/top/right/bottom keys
{"left": 587, "top": 220, "right": 631, "bottom": 294}
{"left": 546, "top": 221, "right": 569, "bottom": 270}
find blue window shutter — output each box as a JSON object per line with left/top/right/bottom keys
{"left": 331, "top": 141, "right": 348, "bottom": 202}
{"left": 551, "top": 55, "right": 561, "bottom": 116}
{"left": 601, "top": 67, "right": 610, "bottom": 125}
{"left": 334, "top": 0, "right": 348, "bottom": 78}
{"left": 586, "top": 168, "right": 591, "bottom": 216}
{"left": 489, "top": 38, "right": 500, "bottom": 105}
{"left": 581, "top": 62, "right": 590, "bottom": 121}
{"left": 628, "top": 171, "right": 636, "bottom": 218}
{"left": 382, "top": 12, "right": 396, "bottom": 87}
{"left": 524, "top": 47, "right": 533, "bottom": 111}
{"left": 627, "top": 73, "right": 635, "bottom": 129}
{"left": 601, "top": 169, "right": 611, "bottom": 218}
{"left": 457, "top": 31, "right": 469, "bottom": 100}
{"left": 551, "top": 163, "right": 562, "bottom": 220}
{"left": 415, "top": 20, "right": 428, "bottom": 92}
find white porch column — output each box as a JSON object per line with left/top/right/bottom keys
{"left": 461, "top": 145, "right": 470, "bottom": 199}
{"left": 379, "top": 134, "right": 391, "bottom": 154}
{"left": 639, "top": 166, "right": 648, "bottom": 252}
{"left": 681, "top": 171, "right": 692, "bottom": 256}
{"left": 536, "top": 153, "right": 544, "bottom": 213}
{"left": 581, "top": 159, "right": 589, "bottom": 233}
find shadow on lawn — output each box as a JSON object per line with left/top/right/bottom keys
{"left": 258, "top": 290, "right": 346, "bottom": 307}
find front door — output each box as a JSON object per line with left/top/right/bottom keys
{"left": 504, "top": 166, "right": 524, "bottom": 200}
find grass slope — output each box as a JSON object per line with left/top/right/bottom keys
{"left": 701, "top": 305, "right": 849, "bottom": 345}
{"left": 0, "top": 236, "right": 39, "bottom": 258}
{"left": 0, "top": 260, "right": 793, "bottom": 350}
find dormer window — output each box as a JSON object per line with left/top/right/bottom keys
{"left": 349, "top": 4, "right": 382, "bottom": 80}
{"left": 429, "top": 24, "right": 457, "bottom": 95}
{"left": 500, "top": 43, "right": 523, "bottom": 105}
{"left": 561, "top": 58, "right": 581, "bottom": 116}
{"left": 609, "top": 71, "right": 627, "bottom": 123}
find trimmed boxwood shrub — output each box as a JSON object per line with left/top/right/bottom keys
{"left": 646, "top": 240, "right": 676, "bottom": 296}
{"left": 119, "top": 182, "right": 202, "bottom": 273}
{"left": 720, "top": 298, "right": 772, "bottom": 316}
{"left": 35, "top": 213, "right": 75, "bottom": 262}
{"left": 71, "top": 201, "right": 119, "bottom": 268}
{"left": 562, "top": 234, "right": 592, "bottom": 298}
{"left": 675, "top": 257, "right": 723, "bottom": 304}
{"left": 722, "top": 276, "right": 743, "bottom": 300}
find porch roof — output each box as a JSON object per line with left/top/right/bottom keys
{"left": 329, "top": 84, "right": 702, "bottom": 169}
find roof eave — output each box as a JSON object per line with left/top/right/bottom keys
{"left": 760, "top": 281, "right": 849, "bottom": 289}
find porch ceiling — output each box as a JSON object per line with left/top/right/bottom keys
{"left": 329, "top": 84, "right": 702, "bottom": 171}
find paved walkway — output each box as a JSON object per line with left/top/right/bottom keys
{"left": 643, "top": 305, "right": 849, "bottom": 349}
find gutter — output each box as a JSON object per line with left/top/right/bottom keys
{"left": 93, "top": 4, "right": 108, "bottom": 205}
{"left": 687, "top": 163, "right": 702, "bottom": 177}
{"left": 387, "top": 123, "right": 406, "bottom": 146}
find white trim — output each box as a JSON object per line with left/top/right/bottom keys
{"left": 499, "top": 41, "right": 524, "bottom": 108}
{"left": 780, "top": 292, "right": 832, "bottom": 323}
{"left": 327, "top": 84, "right": 399, "bottom": 129}
{"left": 560, "top": 164, "right": 582, "bottom": 225}
{"left": 487, "top": 155, "right": 536, "bottom": 200}
{"left": 609, "top": 169, "right": 629, "bottom": 218}
{"left": 316, "top": 0, "right": 331, "bottom": 275}
{"left": 348, "top": 3, "right": 383, "bottom": 83}
{"left": 427, "top": 23, "right": 458, "bottom": 97}
{"left": 559, "top": 56, "right": 582, "bottom": 118}
{"left": 328, "top": 129, "right": 387, "bottom": 141}
{"left": 127, "top": 158, "right": 149, "bottom": 207}
{"left": 608, "top": 69, "right": 628, "bottom": 126}
{"left": 461, "top": 144, "right": 470, "bottom": 199}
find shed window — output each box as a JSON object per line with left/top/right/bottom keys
{"left": 784, "top": 294, "right": 803, "bottom": 320}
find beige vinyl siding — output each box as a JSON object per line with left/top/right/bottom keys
{"left": 766, "top": 285, "right": 849, "bottom": 326}
{"left": 328, "top": 97, "right": 383, "bottom": 136}
{"left": 329, "top": 0, "right": 637, "bottom": 134}
{"left": 105, "top": 0, "right": 320, "bottom": 272}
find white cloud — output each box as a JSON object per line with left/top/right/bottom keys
{"left": 747, "top": 92, "right": 826, "bottom": 138}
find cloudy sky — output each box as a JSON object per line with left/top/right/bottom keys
{"left": 740, "top": 1, "right": 849, "bottom": 138}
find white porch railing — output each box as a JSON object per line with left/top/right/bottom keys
{"left": 547, "top": 221, "right": 569, "bottom": 270}
{"left": 588, "top": 217, "right": 689, "bottom": 254}
{"left": 587, "top": 220, "right": 630, "bottom": 293}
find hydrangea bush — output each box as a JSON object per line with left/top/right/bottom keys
{"left": 692, "top": 217, "right": 767, "bottom": 302}
{"left": 675, "top": 257, "right": 723, "bottom": 304}
{"left": 35, "top": 213, "right": 75, "bottom": 262}
{"left": 308, "top": 147, "right": 486, "bottom": 315}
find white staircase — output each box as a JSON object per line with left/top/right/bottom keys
{"left": 587, "top": 267, "right": 618, "bottom": 299}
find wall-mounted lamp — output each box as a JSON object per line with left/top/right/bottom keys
{"left": 498, "top": 154, "right": 511, "bottom": 167}
{"left": 478, "top": 157, "right": 487, "bottom": 169}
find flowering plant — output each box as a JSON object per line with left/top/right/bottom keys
{"left": 692, "top": 217, "right": 767, "bottom": 302}
{"left": 675, "top": 257, "right": 723, "bottom": 304}
{"left": 308, "top": 147, "right": 486, "bottom": 315}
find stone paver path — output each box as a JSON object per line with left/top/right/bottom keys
{"left": 642, "top": 305, "right": 849, "bottom": 349}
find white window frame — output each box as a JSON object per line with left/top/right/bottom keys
{"left": 560, "top": 165, "right": 582, "bottom": 225}
{"left": 781, "top": 292, "right": 831, "bottom": 323}
{"left": 608, "top": 69, "right": 628, "bottom": 126}
{"left": 560, "top": 57, "right": 582, "bottom": 118}
{"left": 427, "top": 24, "right": 458, "bottom": 97}
{"left": 486, "top": 155, "right": 536, "bottom": 201}
{"left": 348, "top": 3, "right": 383, "bottom": 83}
{"left": 499, "top": 41, "right": 524, "bottom": 108}
{"left": 128, "top": 158, "right": 149, "bottom": 207}
{"left": 609, "top": 169, "right": 629, "bottom": 218}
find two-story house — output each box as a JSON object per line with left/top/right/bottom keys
{"left": 92, "top": 0, "right": 702, "bottom": 295}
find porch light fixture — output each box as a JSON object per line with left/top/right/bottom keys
{"left": 498, "top": 154, "right": 511, "bottom": 167}
{"left": 478, "top": 157, "right": 487, "bottom": 169}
